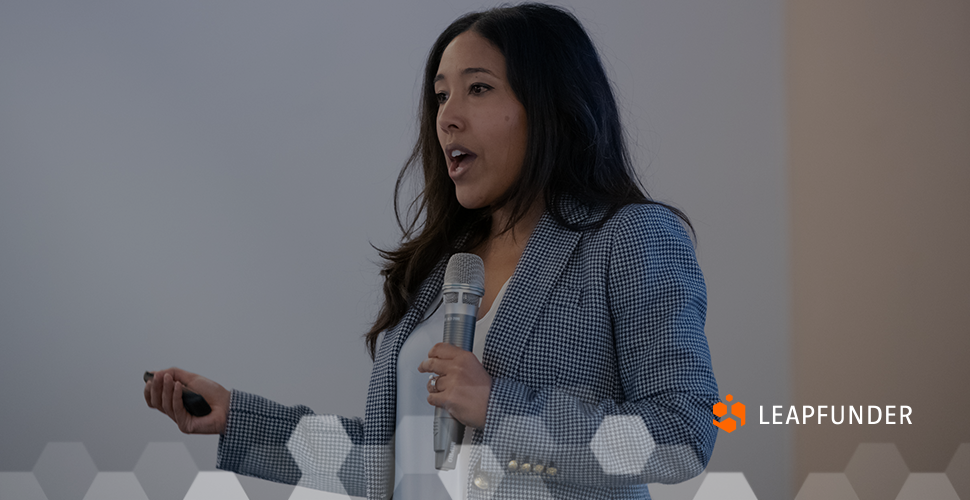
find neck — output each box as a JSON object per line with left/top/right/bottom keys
{"left": 489, "top": 200, "right": 544, "bottom": 244}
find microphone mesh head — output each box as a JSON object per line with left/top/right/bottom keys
{"left": 444, "top": 253, "right": 485, "bottom": 290}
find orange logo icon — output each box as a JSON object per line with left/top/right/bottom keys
{"left": 713, "top": 394, "right": 746, "bottom": 433}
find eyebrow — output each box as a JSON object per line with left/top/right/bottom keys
{"left": 433, "top": 67, "right": 497, "bottom": 83}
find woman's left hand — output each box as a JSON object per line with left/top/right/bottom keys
{"left": 418, "top": 343, "right": 492, "bottom": 429}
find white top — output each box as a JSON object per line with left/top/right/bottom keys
{"left": 394, "top": 278, "right": 510, "bottom": 500}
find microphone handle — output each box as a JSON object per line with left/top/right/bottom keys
{"left": 443, "top": 311, "right": 476, "bottom": 351}
{"left": 434, "top": 311, "right": 476, "bottom": 470}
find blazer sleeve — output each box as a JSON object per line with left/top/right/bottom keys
{"left": 216, "top": 389, "right": 367, "bottom": 497}
{"left": 480, "top": 205, "right": 718, "bottom": 488}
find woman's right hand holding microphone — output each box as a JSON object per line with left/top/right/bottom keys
{"left": 144, "top": 367, "right": 231, "bottom": 435}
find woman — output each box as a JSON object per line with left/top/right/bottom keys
{"left": 145, "top": 4, "right": 718, "bottom": 499}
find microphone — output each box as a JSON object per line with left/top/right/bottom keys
{"left": 434, "top": 253, "right": 485, "bottom": 470}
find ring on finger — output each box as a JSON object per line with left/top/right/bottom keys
{"left": 429, "top": 375, "right": 439, "bottom": 392}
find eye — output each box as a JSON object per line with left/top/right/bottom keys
{"left": 470, "top": 83, "right": 492, "bottom": 95}
{"left": 435, "top": 92, "right": 448, "bottom": 105}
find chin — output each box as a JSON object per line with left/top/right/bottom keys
{"left": 456, "top": 199, "right": 487, "bottom": 210}
{"left": 454, "top": 192, "right": 489, "bottom": 210}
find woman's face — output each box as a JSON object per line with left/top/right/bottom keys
{"left": 435, "top": 31, "right": 528, "bottom": 210}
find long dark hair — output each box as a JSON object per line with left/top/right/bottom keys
{"left": 365, "top": 3, "right": 690, "bottom": 358}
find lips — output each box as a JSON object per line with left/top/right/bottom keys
{"left": 445, "top": 144, "right": 477, "bottom": 179}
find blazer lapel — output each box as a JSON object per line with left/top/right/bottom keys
{"left": 481, "top": 199, "right": 589, "bottom": 379}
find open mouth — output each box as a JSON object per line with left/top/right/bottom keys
{"left": 447, "top": 148, "right": 477, "bottom": 175}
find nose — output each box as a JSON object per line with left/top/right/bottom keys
{"left": 437, "top": 95, "right": 465, "bottom": 134}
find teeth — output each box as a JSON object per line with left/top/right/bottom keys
{"left": 451, "top": 149, "right": 464, "bottom": 158}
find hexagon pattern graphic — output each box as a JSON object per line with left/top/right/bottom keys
{"left": 81, "top": 472, "right": 150, "bottom": 500}
{"left": 646, "top": 471, "right": 707, "bottom": 500}
{"left": 794, "top": 473, "right": 860, "bottom": 500}
{"left": 288, "top": 485, "right": 364, "bottom": 499}
{"left": 5, "top": 439, "right": 969, "bottom": 499}
{"left": 589, "top": 415, "right": 656, "bottom": 476}
{"left": 692, "top": 472, "right": 758, "bottom": 500}
{"left": 0, "top": 472, "right": 49, "bottom": 500}
{"left": 287, "top": 415, "right": 355, "bottom": 495}
{"left": 945, "top": 443, "right": 970, "bottom": 500}
{"left": 894, "top": 473, "right": 960, "bottom": 500}
{"left": 183, "top": 471, "right": 249, "bottom": 500}
{"left": 236, "top": 473, "right": 296, "bottom": 500}
{"left": 844, "top": 443, "right": 909, "bottom": 500}
{"left": 133, "top": 442, "right": 199, "bottom": 500}
{"left": 32, "top": 442, "right": 99, "bottom": 500}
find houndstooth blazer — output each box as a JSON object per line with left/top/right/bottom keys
{"left": 216, "top": 199, "right": 719, "bottom": 500}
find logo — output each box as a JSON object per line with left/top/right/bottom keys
{"left": 713, "top": 394, "right": 746, "bottom": 433}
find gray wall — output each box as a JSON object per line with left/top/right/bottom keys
{"left": 0, "top": 1, "right": 789, "bottom": 498}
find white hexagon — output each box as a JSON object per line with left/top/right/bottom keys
{"left": 589, "top": 415, "right": 656, "bottom": 476}
{"left": 287, "top": 414, "right": 355, "bottom": 494}
{"left": 945, "top": 443, "right": 970, "bottom": 500}
{"left": 32, "top": 442, "right": 98, "bottom": 500}
{"left": 82, "top": 472, "right": 150, "bottom": 500}
{"left": 794, "top": 473, "right": 859, "bottom": 500}
{"left": 393, "top": 473, "right": 451, "bottom": 500}
{"left": 693, "top": 472, "right": 757, "bottom": 500}
{"left": 236, "top": 473, "right": 296, "bottom": 500}
{"left": 134, "top": 442, "right": 199, "bottom": 500}
{"left": 895, "top": 473, "right": 960, "bottom": 500}
{"left": 844, "top": 443, "right": 909, "bottom": 500}
{"left": 183, "top": 472, "right": 248, "bottom": 500}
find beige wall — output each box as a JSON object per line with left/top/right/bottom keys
{"left": 789, "top": 0, "right": 970, "bottom": 493}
